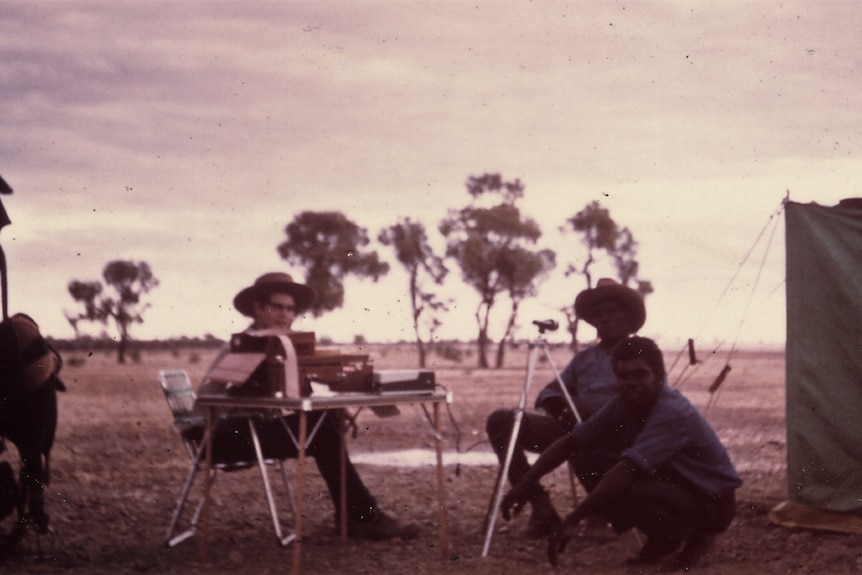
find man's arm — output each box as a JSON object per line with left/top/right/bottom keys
{"left": 500, "top": 433, "right": 579, "bottom": 519}
{"left": 547, "top": 459, "right": 640, "bottom": 565}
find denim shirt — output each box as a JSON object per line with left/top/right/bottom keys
{"left": 535, "top": 345, "right": 619, "bottom": 420}
{"left": 572, "top": 386, "right": 743, "bottom": 498}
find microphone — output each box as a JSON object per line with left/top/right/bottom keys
{"left": 532, "top": 319, "right": 559, "bottom": 333}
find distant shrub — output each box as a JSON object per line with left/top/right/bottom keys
{"left": 353, "top": 334, "right": 367, "bottom": 345}
{"left": 435, "top": 342, "right": 463, "bottom": 363}
{"left": 318, "top": 335, "right": 334, "bottom": 346}
{"left": 189, "top": 352, "right": 201, "bottom": 364}
{"left": 66, "top": 356, "right": 87, "bottom": 368}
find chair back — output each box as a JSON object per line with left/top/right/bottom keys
{"left": 159, "top": 369, "right": 204, "bottom": 429}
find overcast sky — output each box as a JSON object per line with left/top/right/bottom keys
{"left": 1, "top": 1, "right": 860, "bottom": 351}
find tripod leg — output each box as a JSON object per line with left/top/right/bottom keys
{"left": 481, "top": 462, "right": 505, "bottom": 534}
{"left": 481, "top": 341, "right": 541, "bottom": 557}
{"left": 542, "top": 344, "right": 583, "bottom": 424}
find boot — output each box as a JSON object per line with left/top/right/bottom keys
{"left": 661, "top": 532, "right": 715, "bottom": 572}
{"left": 518, "top": 490, "right": 561, "bottom": 539}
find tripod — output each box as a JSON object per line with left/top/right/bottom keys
{"left": 481, "top": 319, "right": 583, "bottom": 557}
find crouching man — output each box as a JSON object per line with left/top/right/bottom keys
{"left": 501, "top": 336, "right": 741, "bottom": 571}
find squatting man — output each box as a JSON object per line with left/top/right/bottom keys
{"left": 501, "top": 336, "right": 741, "bottom": 571}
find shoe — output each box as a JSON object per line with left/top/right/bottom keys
{"left": 661, "top": 533, "right": 715, "bottom": 572}
{"left": 347, "top": 511, "right": 420, "bottom": 541}
{"left": 518, "top": 492, "right": 561, "bottom": 539}
{"left": 626, "top": 534, "right": 685, "bottom": 565}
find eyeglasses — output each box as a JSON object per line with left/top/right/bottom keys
{"left": 264, "top": 302, "right": 296, "bottom": 314}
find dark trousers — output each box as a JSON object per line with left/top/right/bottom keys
{"left": 486, "top": 408, "right": 569, "bottom": 491}
{"left": 602, "top": 476, "right": 736, "bottom": 541}
{"left": 185, "top": 410, "right": 378, "bottom": 523}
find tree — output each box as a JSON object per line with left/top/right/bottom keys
{"left": 67, "top": 260, "right": 159, "bottom": 363}
{"left": 495, "top": 246, "right": 556, "bottom": 367}
{"left": 277, "top": 211, "right": 389, "bottom": 317}
{"left": 439, "top": 173, "right": 550, "bottom": 368}
{"left": 560, "top": 201, "right": 652, "bottom": 349}
{"left": 378, "top": 218, "right": 449, "bottom": 368}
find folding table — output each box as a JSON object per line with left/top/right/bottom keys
{"left": 195, "top": 389, "right": 452, "bottom": 575}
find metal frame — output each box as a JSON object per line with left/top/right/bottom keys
{"left": 159, "top": 369, "right": 298, "bottom": 548}
{"left": 195, "top": 389, "right": 452, "bottom": 575}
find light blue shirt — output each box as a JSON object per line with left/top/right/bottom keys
{"left": 535, "top": 345, "right": 619, "bottom": 420}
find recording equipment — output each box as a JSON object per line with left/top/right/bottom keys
{"left": 372, "top": 370, "right": 436, "bottom": 394}
{"left": 206, "top": 331, "right": 373, "bottom": 397}
{"left": 532, "top": 319, "right": 559, "bottom": 333}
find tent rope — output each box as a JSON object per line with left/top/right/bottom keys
{"left": 670, "top": 198, "right": 786, "bottom": 412}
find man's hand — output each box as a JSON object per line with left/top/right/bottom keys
{"left": 500, "top": 482, "right": 538, "bottom": 521}
{"left": 546, "top": 513, "right": 577, "bottom": 566}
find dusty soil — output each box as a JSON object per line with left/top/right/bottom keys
{"left": 2, "top": 343, "right": 861, "bottom": 574}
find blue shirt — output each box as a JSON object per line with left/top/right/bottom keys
{"left": 535, "top": 345, "right": 619, "bottom": 420}
{"left": 571, "top": 385, "right": 743, "bottom": 498}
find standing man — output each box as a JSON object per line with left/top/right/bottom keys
{"left": 192, "top": 272, "right": 418, "bottom": 540}
{"left": 501, "top": 337, "right": 741, "bottom": 571}
{"left": 486, "top": 278, "right": 646, "bottom": 538}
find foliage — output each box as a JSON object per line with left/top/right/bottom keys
{"left": 378, "top": 217, "right": 449, "bottom": 368}
{"left": 439, "top": 173, "right": 552, "bottom": 368}
{"left": 277, "top": 211, "right": 389, "bottom": 316}
{"left": 66, "top": 260, "right": 159, "bottom": 363}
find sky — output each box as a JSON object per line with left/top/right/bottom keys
{"left": 1, "top": 1, "right": 860, "bottom": 352}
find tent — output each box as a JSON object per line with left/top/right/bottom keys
{"left": 769, "top": 199, "right": 862, "bottom": 534}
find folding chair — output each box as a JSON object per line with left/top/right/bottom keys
{"left": 158, "top": 369, "right": 296, "bottom": 547}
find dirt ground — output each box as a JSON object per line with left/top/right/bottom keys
{"left": 2, "top": 343, "right": 861, "bottom": 574}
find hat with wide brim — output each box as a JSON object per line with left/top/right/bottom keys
{"left": 233, "top": 272, "right": 317, "bottom": 317}
{"left": 9, "top": 313, "right": 59, "bottom": 391}
{"left": 574, "top": 278, "right": 646, "bottom": 333}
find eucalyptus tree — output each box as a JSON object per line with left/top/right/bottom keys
{"left": 440, "top": 173, "right": 551, "bottom": 368}
{"left": 67, "top": 260, "right": 159, "bottom": 363}
{"left": 277, "top": 211, "right": 389, "bottom": 318}
{"left": 378, "top": 218, "right": 448, "bottom": 367}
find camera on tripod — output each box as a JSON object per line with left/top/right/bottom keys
{"left": 532, "top": 319, "right": 558, "bottom": 333}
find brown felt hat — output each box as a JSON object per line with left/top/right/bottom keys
{"left": 10, "top": 314, "right": 58, "bottom": 389}
{"left": 233, "top": 272, "right": 317, "bottom": 317}
{"left": 574, "top": 278, "right": 646, "bottom": 333}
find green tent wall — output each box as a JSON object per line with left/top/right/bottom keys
{"left": 784, "top": 200, "right": 862, "bottom": 513}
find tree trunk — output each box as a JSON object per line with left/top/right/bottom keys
{"left": 117, "top": 336, "right": 127, "bottom": 364}
{"left": 475, "top": 302, "right": 490, "bottom": 368}
{"left": 495, "top": 300, "right": 520, "bottom": 368}
{"left": 416, "top": 337, "right": 427, "bottom": 368}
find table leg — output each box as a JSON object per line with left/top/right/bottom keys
{"left": 200, "top": 406, "right": 213, "bottom": 562}
{"left": 292, "top": 411, "right": 307, "bottom": 575}
{"left": 434, "top": 402, "right": 448, "bottom": 556}
{"left": 339, "top": 409, "right": 347, "bottom": 540}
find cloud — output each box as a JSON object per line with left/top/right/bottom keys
{"left": 1, "top": 1, "right": 860, "bottom": 344}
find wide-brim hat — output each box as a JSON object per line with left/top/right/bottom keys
{"left": 233, "top": 272, "right": 317, "bottom": 317}
{"left": 9, "top": 313, "right": 58, "bottom": 389}
{"left": 574, "top": 278, "right": 646, "bottom": 333}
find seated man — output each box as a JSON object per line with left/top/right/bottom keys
{"left": 501, "top": 336, "right": 742, "bottom": 572}
{"left": 187, "top": 271, "right": 418, "bottom": 540}
{"left": 486, "top": 278, "right": 646, "bottom": 537}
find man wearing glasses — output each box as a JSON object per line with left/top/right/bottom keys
{"left": 192, "top": 272, "right": 418, "bottom": 540}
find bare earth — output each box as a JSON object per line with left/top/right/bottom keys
{"left": 3, "top": 343, "right": 861, "bottom": 574}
